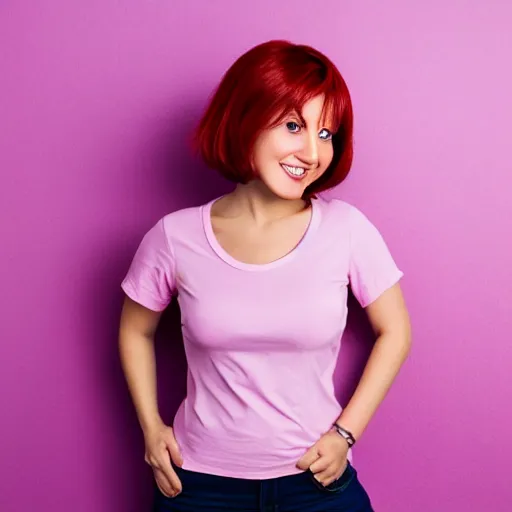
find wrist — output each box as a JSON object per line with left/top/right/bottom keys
{"left": 331, "top": 422, "right": 356, "bottom": 448}
{"left": 140, "top": 415, "right": 165, "bottom": 435}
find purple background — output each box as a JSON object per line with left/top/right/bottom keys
{"left": 1, "top": 2, "right": 511, "bottom": 511}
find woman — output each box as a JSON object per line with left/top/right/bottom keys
{"left": 119, "top": 40, "right": 411, "bottom": 511}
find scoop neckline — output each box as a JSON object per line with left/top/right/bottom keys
{"left": 201, "top": 195, "right": 321, "bottom": 272}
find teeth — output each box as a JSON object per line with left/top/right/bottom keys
{"left": 282, "top": 164, "right": 305, "bottom": 176}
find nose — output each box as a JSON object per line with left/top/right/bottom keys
{"left": 299, "top": 131, "right": 319, "bottom": 168}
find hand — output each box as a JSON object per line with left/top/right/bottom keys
{"left": 143, "top": 421, "right": 184, "bottom": 498}
{"left": 296, "top": 429, "right": 349, "bottom": 487}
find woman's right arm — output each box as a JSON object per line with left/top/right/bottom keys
{"left": 118, "top": 295, "right": 183, "bottom": 498}
{"left": 119, "top": 296, "right": 163, "bottom": 432}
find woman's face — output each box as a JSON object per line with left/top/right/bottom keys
{"left": 251, "top": 94, "right": 335, "bottom": 200}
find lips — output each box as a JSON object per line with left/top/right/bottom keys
{"left": 281, "top": 164, "right": 307, "bottom": 180}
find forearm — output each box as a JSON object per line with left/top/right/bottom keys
{"left": 336, "top": 331, "right": 411, "bottom": 440}
{"left": 118, "top": 331, "right": 163, "bottom": 433}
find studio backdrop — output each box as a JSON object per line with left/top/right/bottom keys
{"left": 1, "top": 2, "right": 511, "bottom": 511}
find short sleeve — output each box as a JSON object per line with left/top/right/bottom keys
{"left": 348, "top": 206, "right": 404, "bottom": 308}
{"left": 121, "top": 218, "right": 176, "bottom": 311}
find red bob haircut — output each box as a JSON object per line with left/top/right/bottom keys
{"left": 193, "top": 40, "right": 354, "bottom": 198}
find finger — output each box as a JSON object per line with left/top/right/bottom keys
{"left": 309, "top": 456, "right": 331, "bottom": 474}
{"left": 313, "top": 467, "right": 337, "bottom": 487}
{"left": 154, "top": 467, "right": 178, "bottom": 498}
{"left": 296, "top": 447, "right": 320, "bottom": 470}
{"left": 159, "top": 455, "right": 183, "bottom": 495}
{"left": 316, "top": 460, "right": 349, "bottom": 487}
{"left": 167, "top": 438, "right": 184, "bottom": 467}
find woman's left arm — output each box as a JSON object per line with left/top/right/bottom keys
{"left": 335, "top": 281, "right": 412, "bottom": 440}
{"left": 296, "top": 281, "right": 411, "bottom": 484}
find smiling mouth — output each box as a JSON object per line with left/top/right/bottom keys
{"left": 281, "top": 164, "right": 307, "bottom": 179}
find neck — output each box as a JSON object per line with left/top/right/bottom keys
{"left": 219, "top": 181, "right": 308, "bottom": 225}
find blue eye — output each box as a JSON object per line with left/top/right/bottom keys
{"left": 319, "top": 128, "right": 333, "bottom": 141}
{"left": 286, "top": 121, "right": 301, "bottom": 133}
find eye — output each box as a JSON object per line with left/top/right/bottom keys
{"left": 319, "top": 128, "right": 333, "bottom": 141}
{"left": 286, "top": 121, "right": 301, "bottom": 133}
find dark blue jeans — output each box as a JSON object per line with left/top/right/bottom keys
{"left": 153, "top": 461, "right": 374, "bottom": 511}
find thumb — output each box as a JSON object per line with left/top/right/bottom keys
{"left": 296, "top": 445, "right": 319, "bottom": 470}
{"left": 167, "top": 437, "right": 184, "bottom": 467}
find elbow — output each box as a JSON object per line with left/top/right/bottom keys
{"left": 399, "top": 318, "right": 413, "bottom": 357}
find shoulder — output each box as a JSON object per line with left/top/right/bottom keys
{"left": 162, "top": 203, "right": 202, "bottom": 224}
{"left": 153, "top": 202, "right": 210, "bottom": 256}
{"left": 316, "top": 196, "right": 386, "bottom": 248}
{"left": 315, "top": 195, "right": 365, "bottom": 225}
{"left": 133, "top": 204, "right": 203, "bottom": 254}
{"left": 158, "top": 203, "right": 204, "bottom": 236}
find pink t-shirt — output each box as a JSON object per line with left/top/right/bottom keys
{"left": 121, "top": 195, "right": 403, "bottom": 479}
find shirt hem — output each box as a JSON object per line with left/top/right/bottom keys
{"left": 177, "top": 447, "right": 353, "bottom": 480}
{"left": 361, "top": 269, "right": 404, "bottom": 308}
{"left": 121, "top": 280, "right": 167, "bottom": 312}
{"left": 179, "top": 457, "right": 306, "bottom": 480}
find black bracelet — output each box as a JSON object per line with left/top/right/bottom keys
{"left": 332, "top": 422, "right": 356, "bottom": 447}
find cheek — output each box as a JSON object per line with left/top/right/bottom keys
{"left": 257, "top": 139, "right": 301, "bottom": 170}
{"left": 270, "top": 137, "right": 302, "bottom": 160}
{"left": 285, "top": 137, "right": 306, "bottom": 155}
{"left": 308, "top": 145, "right": 334, "bottom": 181}
{"left": 322, "top": 144, "right": 334, "bottom": 165}
{"left": 316, "top": 144, "right": 334, "bottom": 174}
{"left": 250, "top": 138, "right": 270, "bottom": 171}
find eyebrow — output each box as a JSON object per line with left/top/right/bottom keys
{"left": 291, "top": 110, "right": 333, "bottom": 132}
{"left": 289, "top": 110, "right": 307, "bottom": 126}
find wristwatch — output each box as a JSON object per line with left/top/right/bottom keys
{"left": 332, "top": 422, "right": 356, "bottom": 447}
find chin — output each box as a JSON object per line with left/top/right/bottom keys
{"left": 260, "top": 177, "right": 311, "bottom": 201}
{"left": 266, "top": 184, "right": 306, "bottom": 201}
{"left": 276, "top": 190, "right": 305, "bottom": 201}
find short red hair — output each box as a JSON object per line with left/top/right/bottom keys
{"left": 193, "top": 40, "right": 354, "bottom": 198}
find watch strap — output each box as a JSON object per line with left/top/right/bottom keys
{"left": 332, "top": 422, "right": 356, "bottom": 447}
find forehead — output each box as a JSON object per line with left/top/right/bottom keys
{"left": 266, "top": 93, "right": 337, "bottom": 130}
{"left": 301, "top": 94, "right": 325, "bottom": 116}
{"left": 291, "top": 95, "right": 336, "bottom": 132}
{"left": 301, "top": 94, "right": 333, "bottom": 125}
